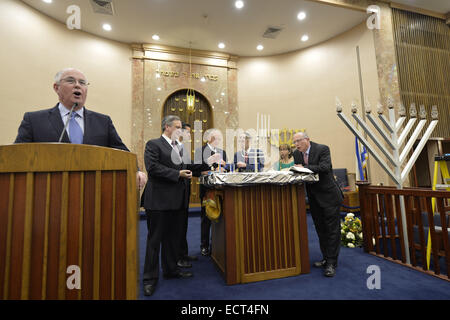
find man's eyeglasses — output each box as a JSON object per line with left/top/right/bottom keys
{"left": 293, "top": 138, "right": 307, "bottom": 143}
{"left": 60, "top": 77, "right": 90, "bottom": 87}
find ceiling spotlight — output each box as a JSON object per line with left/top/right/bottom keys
{"left": 235, "top": 1, "right": 244, "bottom": 9}
{"left": 152, "top": 34, "right": 160, "bottom": 41}
{"left": 42, "top": 0, "right": 52, "bottom": 3}
{"left": 218, "top": 42, "right": 225, "bottom": 49}
{"left": 102, "top": 24, "right": 112, "bottom": 31}
{"left": 297, "top": 11, "right": 306, "bottom": 20}
{"left": 256, "top": 44, "right": 264, "bottom": 51}
{"left": 301, "top": 34, "right": 309, "bottom": 42}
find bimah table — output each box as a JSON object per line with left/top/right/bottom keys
{"left": 200, "top": 170, "right": 318, "bottom": 285}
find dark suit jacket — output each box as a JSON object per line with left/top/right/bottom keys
{"left": 293, "top": 141, "right": 343, "bottom": 208}
{"left": 143, "top": 136, "right": 208, "bottom": 211}
{"left": 195, "top": 144, "right": 227, "bottom": 199}
{"left": 14, "top": 104, "right": 129, "bottom": 151}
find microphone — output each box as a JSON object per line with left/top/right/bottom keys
{"left": 58, "top": 103, "right": 78, "bottom": 143}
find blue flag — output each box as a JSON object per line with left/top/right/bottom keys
{"left": 355, "top": 137, "right": 364, "bottom": 180}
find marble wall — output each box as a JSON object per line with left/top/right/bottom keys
{"left": 131, "top": 45, "right": 239, "bottom": 168}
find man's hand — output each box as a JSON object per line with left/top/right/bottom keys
{"left": 137, "top": 171, "right": 147, "bottom": 189}
{"left": 295, "top": 164, "right": 304, "bottom": 168}
{"left": 237, "top": 161, "right": 247, "bottom": 168}
{"left": 206, "top": 153, "right": 222, "bottom": 166}
{"left": 179, "top": 170, "right": 192, "bottom": 179}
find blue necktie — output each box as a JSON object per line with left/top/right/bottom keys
{"left": 69, "top": 112, "right": 83, "bottom": 144}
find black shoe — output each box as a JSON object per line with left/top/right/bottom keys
{"left": 177, "top": 259, "right": 192, "bottom": 268}
{"left": 184, "top": 255, "right": 198, "bottom": 261}
{"left": 201, "top": 247, "right": 210, "bottom": 256}
{"left": 143, "top": 284, "right": 156, "bottom": 296}
{"left": 313, "top": 259, "right": 327, "bottom": 268}
{"left": 163, "top": 271, "right": 193, "bottom": 279}
{"left": 324, "top": 264, "right": 336, "bottom": 277}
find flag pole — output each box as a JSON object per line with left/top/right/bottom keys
{"left": 356, "top": 46, "right": 371, "bottom": 180}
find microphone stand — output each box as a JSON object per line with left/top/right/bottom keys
{"left": 58, "top": 103, "right": 78, "bottom": 143}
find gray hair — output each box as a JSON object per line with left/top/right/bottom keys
{"left": 294, "top": 131, "right": 309, "bottom": 139}
{"left": 161, "top": 115, "right": 181, "bottom": 132}
{"left": 54, "top": 68, "right": 86, "bottom": 84}
{"left": 204, "top": 128, "right": 222, "bottom": 142}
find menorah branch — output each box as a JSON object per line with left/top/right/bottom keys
{"left": 401, "top": 120, "right": 438, "bottom": 183}
{"left": 352, "top": 113, "right": 396, "bottom": 166}
{"left": 395, "top": 116, "right": 406, "bottom": 133}
{"left": 397, "top": 118, "right": 416, "bottom": 147}
{"left": 366, "top": 113, "right": 396, "bottom": 149}
{"left": 378, "top": 114, "right": 394, "bottom": 133}
{"left": 338, "top": 112, "right": 400, "bottom": 184}
{"left": 399, "top": 119, "right": 426, "bottom": 164}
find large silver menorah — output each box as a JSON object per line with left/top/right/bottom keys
{"left": 336, "top": 97, "right": 438, "bottom": 264}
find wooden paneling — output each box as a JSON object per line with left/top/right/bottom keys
{"left": 0, "top": 144, "right": 139, "bottom": 299}
{"left": 392, "top": 9, "right": 450, "bottom": 139}
{"left": 114, "top": 171, "right": 127, "bottom": 300}
{"left": 81, "top": 171, "right": 95, "bottom": 300}
{"left": 212, "top": 184, "right": 309, "bottom": 285}
{"left": 0, "top": 174, "right": 11, "bottom": 299}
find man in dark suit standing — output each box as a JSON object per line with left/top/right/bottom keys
{"left": 14, "top": 67, "right": 147, "bottom": 188}
{"left": 292, "top": 132, "right": 343, "bottom": 277}
{"left": 195, "top": 129, "right": 227, "bottom": 256}
{"left": 142, "top": 115, "right": 209, "bottom": 296}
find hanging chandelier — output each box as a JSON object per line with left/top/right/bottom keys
{"left": 186, "top": 45, "right": 195, "bottom": 114}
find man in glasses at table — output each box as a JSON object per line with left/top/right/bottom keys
{"left": 14, "top": 67, "right": 147, "bottom": 189}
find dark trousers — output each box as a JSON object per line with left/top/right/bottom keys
{"left": 143, "top": 209, "right": 183, "bottom": 285}
{"left": 179, "top": 207, "right": 189, "bottom": 260}
{"left": 308, "top": 194, "right": 341, "bottom": 266}
{"left": 200, "top": 199, "right": 211, "bottom": 249}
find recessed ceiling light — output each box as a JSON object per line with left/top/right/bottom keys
{"left": 256, "top": 44, "right": 264, "bottom": 51}
{"left": 152, "top": 34, "right": 160, "bottom": 41}
{"left": 235, "top": 1, "right": 244, "bottom": 9}
{"left": 301, "top": 34, "right": 309, "bottom": 42}
{"left": 102, "top": 24, "right": 112, "bottom": 31}
{"left": 297, "top": 11, "right": 306, "bottom": 20}
{"left": 42, "top": 0, "right": 52, "bottom": 3}
{"left": 218, "top": 42, "right": 225, "bottom": 49}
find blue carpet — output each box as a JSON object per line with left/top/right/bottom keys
{"left": 138, "top": 213, "right": 450, "bottom": 300}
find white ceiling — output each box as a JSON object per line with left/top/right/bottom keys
{"left": 21, "top": 0, "right": 448, "bottom": 57}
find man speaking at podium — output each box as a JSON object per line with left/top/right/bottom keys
{"left": 14, "top": 68, "right": 147, "bottom": 188}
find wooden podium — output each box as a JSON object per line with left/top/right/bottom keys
{"left": 0, "top": 144, "right": 139, "bottom": 300}
{"left": 210, "top": 183, "right": 310, "bottom": 285}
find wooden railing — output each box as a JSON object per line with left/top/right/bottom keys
{"left": 357, "top": 182, "right": 450, "bottom": 281}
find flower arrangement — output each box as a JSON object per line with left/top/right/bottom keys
{"left": 341, "top": 213, "right": 363, "bottom": 248}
